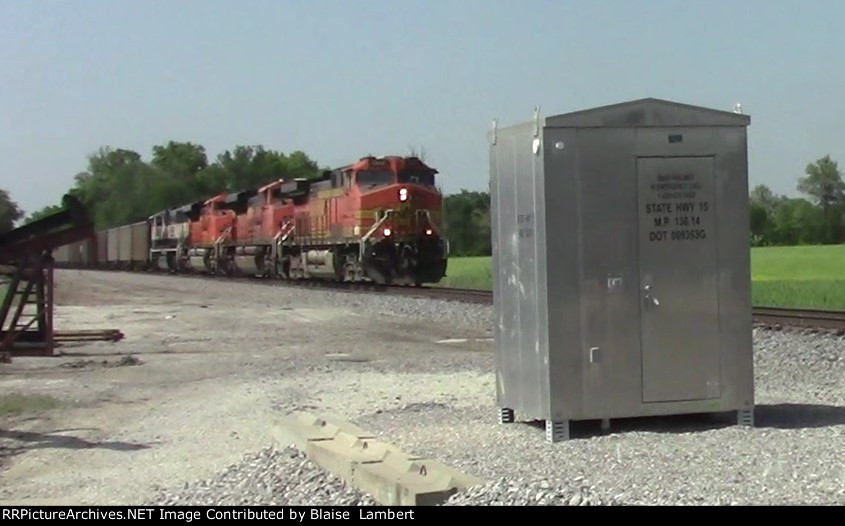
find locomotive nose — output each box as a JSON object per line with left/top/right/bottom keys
{"left": 398, "top": 186, "right": 426, "bottom": 206}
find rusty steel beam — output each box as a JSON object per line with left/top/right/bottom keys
{"left": 0, "top": 194, "right": 88, "bottom": 248}
{"left": 54, "top": 329, "right": 125, "bottom": 343}
{"left": 0, "top": 224, "right": 95, "bottom": 264}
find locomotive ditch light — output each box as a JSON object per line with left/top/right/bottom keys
{"left": 383, "top": 228, "right": 392, "bottom": 237}
{"left": 399, "top": 188, "right": 408, "bottom": 202}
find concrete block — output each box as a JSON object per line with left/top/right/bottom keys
{"left": 273, "top": 411, "right": 375, "bottom": 451}
{"left": 307, "top": 433, "right": 404, "bottom": 481}
{"left": 352, "top": 450, "right": 484, "bottom": 506}
{"left": 273, "top": 411, "right": 484, "bottom": 506}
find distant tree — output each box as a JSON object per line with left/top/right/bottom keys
{"left": 285, "top": 150, "right": 321, "bottom": 180}
{"left": 149, "top": 141, "right": 209, "bottom": 205}
{"left": 443, "top": 190, "right": 491, "bottom": 256}
{"left": 24, "top": 204, "right": 64, "bottom": 225}
{"left": 749, "top": 201, "right": 769, "bottom": 246}
{"left": 0, "top": 188, "right": 24, "bottom": 233}
{"left": 198, "top": 145, "right": 321, "bottom": 194}
{"left": 769, "top": 198, "right": 825, "bottom": 245}
{"left": 75, "top": 147, "right": 158, "bottom": 228}
{"left": 750, "top": 184, "right": 781, "bottom": 213}
{"left": 151, "top": 141, "right": 208, "bottom": 178}
{"left": 797, "top": 155, "right": 844, "bottom": 243}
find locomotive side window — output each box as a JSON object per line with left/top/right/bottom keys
{"left": 398, "top": 170, "right": 435, "bottom": 186}
{"left": 356, "top": 170, "right": 393, "bottom": 187}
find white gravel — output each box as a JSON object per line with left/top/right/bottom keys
{"left": 351, "top": 326, "right": 845, "bottom": 506}
{"left": 151, "top": 447, "right": 377, "bottom": 506}
{"left": 445, "top": 478, "right": 619, "bottom": 506}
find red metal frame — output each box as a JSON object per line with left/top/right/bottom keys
{"left": 0, "top": 194, "right": 122, "bottom": 362}
{"left": 0, "top": 254, "right": 54, "bottom": 359}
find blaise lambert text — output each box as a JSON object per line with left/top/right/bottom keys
{"left": 310, "top": 509, "right": 415, "bottom": 520}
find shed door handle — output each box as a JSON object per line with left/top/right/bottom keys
{"left": 644, "top": 284, "right": 660, "bottom": 306}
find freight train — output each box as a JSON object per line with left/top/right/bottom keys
{"left": 52, "top": 155, "right": 450, "bottom": 286}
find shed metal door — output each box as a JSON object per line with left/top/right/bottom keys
{"left": 637, "top": 156, "right": 721, "bottom": 402}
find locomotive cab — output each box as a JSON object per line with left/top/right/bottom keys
{"left": 149, "top": 201, "right": 201, "bottom": 272}
{"left": 351, "top": 156, "right": 449, "bottom": 285}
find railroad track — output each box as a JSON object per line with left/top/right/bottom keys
{"left": 59, "top": 267, "right": 845, "bottom": 331}
{"left": 409, "top": 289, "right": 845, "bottom": 331}
{"left": 385, "top": 287, "right": 845, "bottom": 332}
{"left": 158, "top": 271, "right": 496, "bottom": 304}
{"left": 392, "top": 285, "right": 494, "bottom": 304}
{"left": 750, "top": 306, "right": 845, "bottom": 332}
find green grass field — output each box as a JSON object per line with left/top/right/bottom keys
{"left": 750, "top": 245, "right": 845, "bottom": 309}
{"left": 439, "top": 245, "right": 845, "bottom": 310}
{"left": 0, "top": 393, "right": 62, "bottom": 416}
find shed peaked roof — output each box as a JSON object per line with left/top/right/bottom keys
{"left": 544, "top": 98, "right": 750, "bottom": 128}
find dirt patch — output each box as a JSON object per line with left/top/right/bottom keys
{"left": 60, "top": 355, "right": 144, "bottom": 370}
{"left": 399, "top": 401, "right": 451, "bottom": 412}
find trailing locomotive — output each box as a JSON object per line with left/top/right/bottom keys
{"left": 75, "top": 155, "right": 449, "bottom": 286}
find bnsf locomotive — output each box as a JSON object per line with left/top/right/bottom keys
{"left": 54, "top": 155, "right": 450, "bottom": 286}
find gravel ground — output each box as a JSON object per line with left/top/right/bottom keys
{"left": 445, "top": 478, "right": 618, "bottom": 506}
{"left": 3, "top": 270, "right": 843, "bottom": 506}
{"left": 349, "top": 326, "right": 845, "bottom": 506}
{"left": 151, "top": 447, "right": 377, "bottom": 506}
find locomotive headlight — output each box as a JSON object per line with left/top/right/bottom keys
{"left": 425, "top": 229, "right": 433, "bottom": 236}
{"left": 383, "top": 228, "right": 392, "bottom": 237}
{"left": 399, "top": 188, "right": 408, "bottom": 202}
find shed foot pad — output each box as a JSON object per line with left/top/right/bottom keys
{"left": 737, "top": 408, "right": 754, "bottom": 427}
{"left": 498, "top": 408, "right": 514, "bottom": 424}
{"left": 545, "top": 420, "right": 569, "bottom": 442}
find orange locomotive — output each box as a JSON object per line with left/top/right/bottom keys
{"left": 149, "top": 155, "right": 449, "bottom": 285}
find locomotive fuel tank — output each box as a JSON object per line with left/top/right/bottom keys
{"left": 154, "top": 255, "right": 171, "bottom": 271}
{"left": 187, "top": 247, "right": 211, "bottom": 272}
{"left": 303, "top": 249, "right": 338, "bottom": 278}
{"left": 232, "top": 246, "right": 267, "bottom": 276}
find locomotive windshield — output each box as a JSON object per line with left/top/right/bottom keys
{"left": 398, "top": 170, "right": 435, "bottom": 186}
{"left": 357, "top": 170, "right": 393, "bottom": 187}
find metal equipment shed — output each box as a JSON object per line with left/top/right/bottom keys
{"left": 489, "top": 98, "right": 754, "bottom": 442}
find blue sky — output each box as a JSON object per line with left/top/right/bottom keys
{"left": 2, "top": 0, "right": 843, "bottom": 215}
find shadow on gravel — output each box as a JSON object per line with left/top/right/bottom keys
{"left": 0, "top": 428, "right": 150, "bottom": 454}
{"left": 525, "top": 413, "right": 732, "bottom": 439}
{"left": 522, "top": 403, "right": 845, "bottom": 440}
{"left": 753, "top": 403, "right": 845, "bottom": 429}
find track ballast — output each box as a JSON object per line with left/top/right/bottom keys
{"left": 63, "top": 267, "right": 845, "bottom": 332}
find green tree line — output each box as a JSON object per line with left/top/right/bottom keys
{"left": 2, "top": 147, "right": 840, "bottom": 255}
{"left": 750, "top": 155, "right": 845, "bottom": 246}
{"left": 442, "top": 190, "right": 491, "bottom": 256}
{"left": 18, "top": 141, "right": 324, "bottom": 231}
